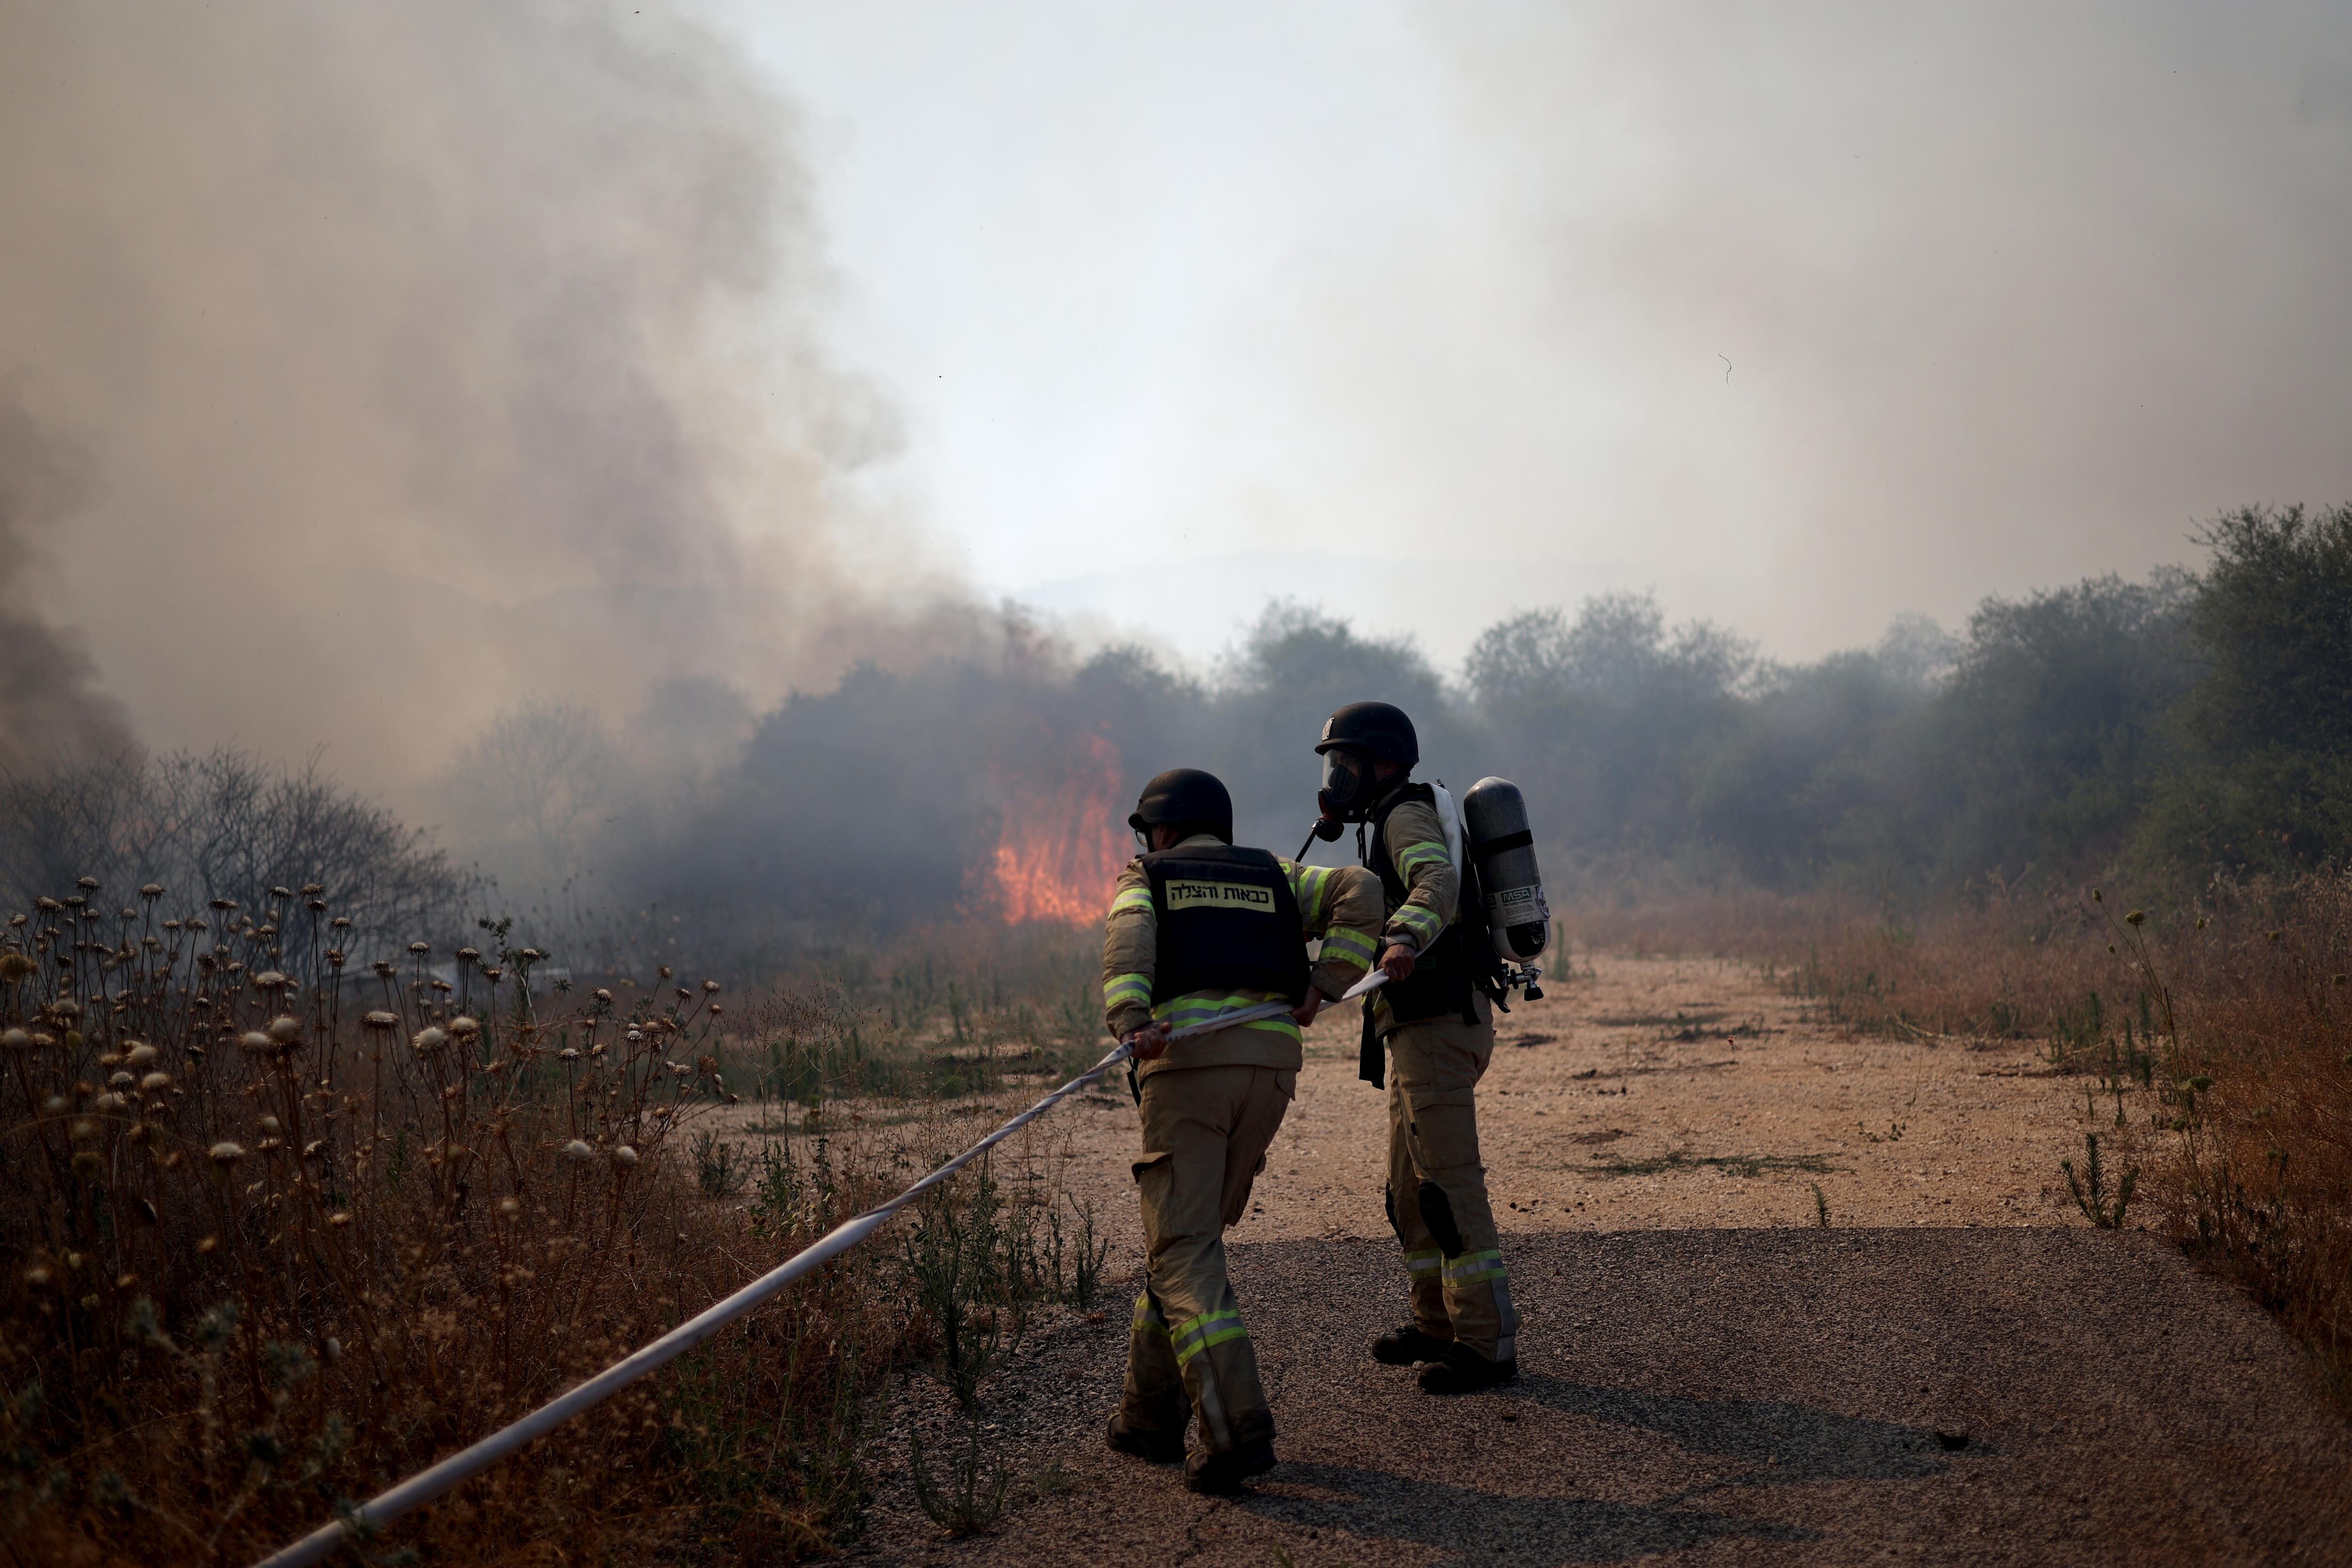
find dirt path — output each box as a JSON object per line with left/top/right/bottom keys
{"left": 729, "top": 955, "right": 2350, "bottom": 1564}
{"left": 852, "top": 1229, "right": 2350, "bottom": 1566}
{"left": 1029, "top": 952, "right": 2102, "bottom": 1241}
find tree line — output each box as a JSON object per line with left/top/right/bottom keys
{"left": 8, "top": 502, "right": 2346, "bottom": 968}
{"left": 646, "top": 502, "right": 2352, "bottom": 954}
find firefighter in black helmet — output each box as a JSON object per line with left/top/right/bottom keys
{"left": 1101, "top": 768, "right": 1383, "bottom": 1492}
{"left": 1313, "top": 702, "right": 1521, "bottom": 1393}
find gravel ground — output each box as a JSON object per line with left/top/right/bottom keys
{"left": 851, "top": 1228, "right": 2351, "bottom": 1566}
{"left": 819, "top": 955, "right": 2348, "bottom": 1565}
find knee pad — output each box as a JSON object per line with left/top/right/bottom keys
{"left": 1418, "top": 1179, "right": 1464, "bottom": 1258}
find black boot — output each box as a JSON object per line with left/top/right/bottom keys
{"left": 1183, "top": 1436, "right": 1278, "bottom": 1495}
{"left": 1106, "top": 1412, "right": 1186, "bottom": 1465}
{"left": 1417, "top": 1343, "right": 1518, "bottom": 1395}
{"left": 1371, "top": 1324, "right": 1454, "bottom": 1366}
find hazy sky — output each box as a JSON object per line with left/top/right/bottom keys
{"left": 729, "top": 0, "right": 2352, "bottom": 668}
{"left": 4, "top": 3, "right": 2349, "bottom": 792}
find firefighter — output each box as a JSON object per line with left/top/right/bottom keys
{"left": 1101, "top": 767, "right": 1383, "bottom": 1492}
{"left": 1312, "top": 701, "right": 1520, "bottom": 1394}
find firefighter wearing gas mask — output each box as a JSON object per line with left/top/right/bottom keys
{"left": 1100, "top": 767, "right": 1383, "bottom": 1493}
{"left": 1312, "top": 702, "right": 1521, "bottom": 1394}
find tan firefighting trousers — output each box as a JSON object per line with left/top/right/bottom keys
{"left": 1385, "top": 997, "right": 1519, "bottom": 1361}
{"left": 1120, "top": 1061, "right": 1294, "bottom": 1457}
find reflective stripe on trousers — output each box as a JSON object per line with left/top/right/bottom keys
{"left": 1171, "top": 1306, "right": 1249, "bottom": 1366}
{"left": 1382, "top": 1000, "right": 1521, "bottom": 1361}
{"left": 1442, "top": 1249, "right": 1506, "bottom": 1288}
{"left": 1120, "top": 1064, "right": 1291, "bottom": 1456}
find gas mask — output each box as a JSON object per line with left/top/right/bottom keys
{"left": 1317, "top": 746, "right": 1378, "bottom": 823}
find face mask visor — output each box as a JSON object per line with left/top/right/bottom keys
{"left": 1318, "top": 747, "right": 1374, "bottom": 821}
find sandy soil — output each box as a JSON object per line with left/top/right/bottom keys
{"left": 707, "top": 954, "right": 2349, "bottom": 1565}
{"left": 1028, "top": 952, "right": 2099, "bottom": 1242}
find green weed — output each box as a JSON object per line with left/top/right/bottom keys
{"left": 2063, "top": 1132, "right": 2138, "bottom": 1229}
{"left": 909, "top": 1409, "right": 1007, "bottom": 1536}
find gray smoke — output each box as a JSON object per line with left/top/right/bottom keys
{"left": 0, "top": 398, "right": 136, "bottom": 769}
{"left": 0, "top": 1, "right": 975, "bottom": 796}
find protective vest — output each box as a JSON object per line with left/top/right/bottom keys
{"left": 1365, "top": 783, "right": 1502, "bottom": 1028}
{"left": 1139, "top": 844, "right": 1310, "bottom": 1006}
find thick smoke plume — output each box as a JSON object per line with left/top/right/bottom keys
{"left": 0, "top": 399, "right": 136, "bottom": 770}
{"left": 0, "top": 2, "right": 972, "bottom": 790}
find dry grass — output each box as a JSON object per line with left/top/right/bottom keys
{"left": 0, "top": 883, "right": 1068, "bottom": 1566}
{"left": 1570, "top": 876, "right": 2352, "bottom": 1415}
{"left": 2134, "top": 880, "right": 2352, "bottom": 1409}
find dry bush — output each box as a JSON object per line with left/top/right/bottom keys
{"left": 1573, "top": 876, "right": 2352, "bottom": 1413}
{"left": 758, "top": 920, "right": 1105, "bottom": 1102}
{"left": 0, "top": 750, "right": 472, "bottom": 955}
{"left": 1557, "top": 890, "right": 1870, "bottom": 966}
{"left": 0, "top": 880, "right": 922, "bottom": 1566}
{"left": 1562, "top": 885, "right": 2136, "bottom": 1047}
{"left": 2137, "top": 879, "right": 2352, "bottom": 1409}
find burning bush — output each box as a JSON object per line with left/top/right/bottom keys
{"left": 987, "top": 730, "right": 1128, "bottom": 928}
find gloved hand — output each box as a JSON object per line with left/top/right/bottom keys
{"left": 1380, "top": 943, "right": 1417, "bottom": 982}
{"left": 1124, "top": 1020, "right": 1173, "bottom": 1061}
{"left": 1290, "top": 987, "right": 1325, "bottom": 1027}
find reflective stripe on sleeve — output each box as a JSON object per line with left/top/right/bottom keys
{"left": 1319, "top": 926, "right": 1378, "bottom": 969}
{"left": 1388, "top": 903, "right": 1443, "bottom": 947}
{"left": 1170, "top": 1306, "right": 1248, "bottom": 1366}
{"left": 1108, "top": 886, "right": 1155, "bottom": 919}
{"left": 1287, "top": 861, "right": 1334, "bottom": 925}
{"left": 1440, "top": 1249, "right": 1507, "bottom": 1288}
{"left": 1394, "top": 840, "right": 1452, "bottom": 879}
{"left": 1104, "top": 973, "right": 1152, "bottom": 1011}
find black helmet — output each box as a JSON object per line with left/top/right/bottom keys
{"left": 1315, "top": 701, "right": 1419, "bottom": 766}
{"left": 1129, "top": 768, "right": 1234, "bottom": 844}
{"left": 1312, "top": 702, "right": 1419, "bottom": 823}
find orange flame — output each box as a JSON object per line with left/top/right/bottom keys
{"left": 991, "top": 731, "right": 1127, "bottom": 925}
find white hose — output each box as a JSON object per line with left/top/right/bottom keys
{"left": 248, "top": 973, "right": 1384, "bottom": 1568}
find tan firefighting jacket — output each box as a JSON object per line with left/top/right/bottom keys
{"left": 1101, "top": 833, "right": 1383, "bottom": 1080}
{"left": 1371, "top": 794, "right": 1460, "bottom": 1035}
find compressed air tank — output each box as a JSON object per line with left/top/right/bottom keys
{"left": 1462, "top": 776, "right": 1548, "bottom": 961}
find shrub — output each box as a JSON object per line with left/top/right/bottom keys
{"left": 0, "top": 877, "right": 908, "bottom": 1563}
